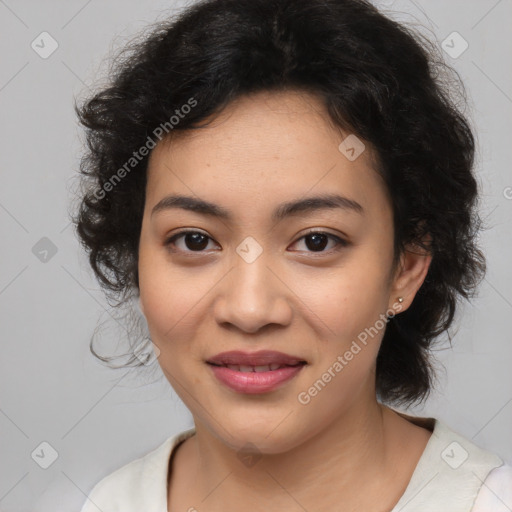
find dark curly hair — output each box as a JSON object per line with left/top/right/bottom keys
{"left": 72, "top": 0, "right": 486, "bottom": 406}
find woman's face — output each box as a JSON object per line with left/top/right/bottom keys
{"left": 138, "top": 90, "right": 423, "bottom": 453}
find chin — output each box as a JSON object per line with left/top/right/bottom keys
{"left": 207, "top": 417, "right": 307, "bottom": 455}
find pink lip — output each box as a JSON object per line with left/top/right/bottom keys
{"left": 206, "top": 350, "right": 306, "bottom": 366}
{"left": 208, "top": 364, "right": 305, "bottom": 394}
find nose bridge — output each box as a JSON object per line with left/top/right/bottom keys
{"left": 213, "top": 240, "right": 292, "bottom": 332}
{"left": 234, "top": 246, "right": 272, "bottom": 300}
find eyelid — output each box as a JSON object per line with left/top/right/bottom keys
{"left": 298, "top": 227, "right": 348, "bottom": 240}
{"left": 164, "top": 229, "right": 219, "bottom": 250}
{"left": 166, "top": 227, "right": 210, "bottom": 239}
{"left": 164, "top": 228, "right": 349, "bottom": 254}
{"left": 289, "top": 229, "right": 349, "bottom": 253}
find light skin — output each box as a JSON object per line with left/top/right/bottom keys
{"left": 137, "top": 89, "right": 433, "bottom": 511}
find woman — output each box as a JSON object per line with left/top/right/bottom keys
{"left": 74, "top": 0, "right": 511, "bottom": 510}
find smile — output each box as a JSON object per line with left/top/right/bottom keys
{"left": 207, "top": 362, "right": 306, "bottom": 394}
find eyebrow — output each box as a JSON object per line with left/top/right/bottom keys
{"left": 151, "top": 193, "right": 364, "bottom": 221}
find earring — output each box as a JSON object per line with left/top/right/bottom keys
{"left": 397, "top": 297, "right": 404, "bottom": 303}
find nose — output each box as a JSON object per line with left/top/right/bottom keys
{"left": 213, "top": 251, "right": 293, "bottom": 334}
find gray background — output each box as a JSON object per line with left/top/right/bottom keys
{"left": 0, "top": 0, "right": 511, "bottom": 510}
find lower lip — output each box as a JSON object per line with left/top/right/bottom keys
{"left": 207, "top": 363, "right": 305, "bottom": 394}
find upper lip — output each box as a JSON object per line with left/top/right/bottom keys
{"left": 206, "top": 350, "right": 307, "bottom": 366}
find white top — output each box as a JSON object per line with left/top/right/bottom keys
{"left": 80, "top": 416, "right": 512, "bottom": 512}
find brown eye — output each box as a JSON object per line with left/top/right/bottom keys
{"left": 290, "top": 231, "right": 348, "bottom": 253}
{"left": 164, "top": 231, "right": 217, "bottom": 252}
{"left": 305, "top": 233, "right": 329, "bottom": 251}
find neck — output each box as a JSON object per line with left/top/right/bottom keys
{"left": 185, "top": 398, "right": 415, "bottom": 510}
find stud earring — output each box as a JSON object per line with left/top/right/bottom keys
{"left": 397, "top": 297, "right": 404, "bottom": 303}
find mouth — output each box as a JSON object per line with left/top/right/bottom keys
{"left": 205, "top": 350, "right": 308, "bottom": 394}
{"left": 205, "top": 350, "right": 308, "bottom": 369}
{"left": 206, "top": 361, "right": 307, "bottom": 372}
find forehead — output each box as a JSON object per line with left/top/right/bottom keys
{"left": 145, "top": 90, "right": 388, "bottom": 217}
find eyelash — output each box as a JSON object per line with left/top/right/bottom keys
{"left": 163, "top": 229, "right": 349, "bottom": 255}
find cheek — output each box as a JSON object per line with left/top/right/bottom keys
{"left": 138, "top": 247, "right": 221, "bottom": 359}
{"left": 139, "top": 276, "right": 197, "bottom": 341}
{"left": 300, "top": 257, "right": 391, "bottom": 341}
{"left": 138, "top": 247, "right": 189, "bottom": 338}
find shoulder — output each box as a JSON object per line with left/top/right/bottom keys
{"left": 472, "top": 463, "right": 512, "bottom": 512}
{"left": 80, "top": 427, "right": 196, "bottom": 512}
{"left": 390, "top": 412, "right": 507, "bottom": 512}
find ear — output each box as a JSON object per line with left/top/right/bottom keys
{"left": 388, "top": 236, "right": 432, "bottom": 312}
